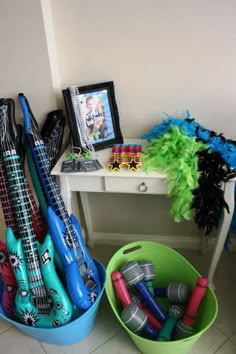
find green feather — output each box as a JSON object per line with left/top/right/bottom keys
{"left": 142, "top": 126, "right": 207, "bottom": 222}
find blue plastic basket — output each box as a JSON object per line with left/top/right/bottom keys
{"left": 0, "top": 259, "right": 106, "bottom": 345}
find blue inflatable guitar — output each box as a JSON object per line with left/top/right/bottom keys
{"left": 18, "top": 93, "right": 101, "bottom": 310}
{"left": 0, "top": 98, "right": 72, "bottom": 327}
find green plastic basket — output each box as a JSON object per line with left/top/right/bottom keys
{"left": 105, "top": 241, "right": 218, "bottom": 354}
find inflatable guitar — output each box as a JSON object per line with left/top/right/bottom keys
{"left": 0, "top": 98, "right": 48, "bottom": 319}
{"left": 19, "top": 93, "right": 101, "bottom": 310}
{"left": 0, "top": 99, "right": 48, "bottom": 319}
{"left": 0, "top": 98, "right": 72, "bottom": 327}
{"left": 0, "top": 100, "right": 19, "bottom": 319}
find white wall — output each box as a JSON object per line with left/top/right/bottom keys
{"left": 49, "top": 0, "right": 236, "bottom": 241}
{"left": 0, "top": 0, "right": 56, "bottom": 125}
{"left": 51, "top": 0, "right": 236, "bottom": 139}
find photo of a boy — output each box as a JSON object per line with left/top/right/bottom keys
{"left": 85, "top": 95, "right": 108, "bottom": 140}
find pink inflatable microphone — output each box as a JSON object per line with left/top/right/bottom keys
{"left": 111, "top": 271, "right": 132, "bottom": 307}
{"left": 182, "top": 277, "right": 208, "bottom": 326}
{"left": 174, "top": 277, "right": 208, "bottom": 339}
{"left": 111, "top": 271, "right": 162, "bottom": 331}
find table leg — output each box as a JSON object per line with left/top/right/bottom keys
{"left": 80, "top": 192, "right": 95, "bottom": 248}
{"left": 59, "top": 176, "right": 87, "bottom": 242}
{"left": 59, "top": 176, "right": 73, "bottom": 214}
{"left": 208, "top": 180, "right": 235, "bottom": 288}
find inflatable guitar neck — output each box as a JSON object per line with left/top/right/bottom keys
{"left": 0, "top": 153, "right": 46, "bottom": 243}
{"left": 41, "top": 109, "right": 65, "bottom": 169}
{"left": 0, "top": 99, "right": 47, "bottom": 243}
{"left": 0, "top": 98, "right": 72, "bottom": 327}
{"left": 0, "top": 155, "right": 18, "bottom": 233}
{"left": 18, "top": 93, "right": 101, "bottom": 310}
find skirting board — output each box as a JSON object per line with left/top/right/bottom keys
{"left": 94, "top": 232, "right": 236, "bottom": 251}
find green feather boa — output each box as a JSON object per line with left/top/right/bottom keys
{"left": 142, "top": 126, "right": 207, "bottom": 222}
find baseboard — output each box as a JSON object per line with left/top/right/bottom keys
{"left": 94, "top": 232, "right": 236, "bottom": 251}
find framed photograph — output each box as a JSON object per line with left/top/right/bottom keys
{"left": 62, "top": 81, "right": 123, "bottom": 151}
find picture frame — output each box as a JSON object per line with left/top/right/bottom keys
{"left": 62, "top": 81, "right": 123, "bottom": 151}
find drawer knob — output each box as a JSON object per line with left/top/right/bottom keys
{"left": 138, "top": 182, "right": 148, "bottom": 193}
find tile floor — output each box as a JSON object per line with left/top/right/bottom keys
{"left": 0, "top": 244, "right": 236, "bottom": 354}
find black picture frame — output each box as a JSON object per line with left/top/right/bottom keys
{"left": 62, "top": 81, "right": 123, "bottom": 151}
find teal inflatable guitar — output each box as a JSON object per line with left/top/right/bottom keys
{"left": 0, "top": 98, "right": 72, "bottom": 327}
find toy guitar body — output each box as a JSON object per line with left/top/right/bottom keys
{"left": 0, "top": 98, "right": 72, "bottom": 327}
{"left": 48, "top": 208, "right": 99, "bottom": 307}
{"left": 6, "top": 228, "right": 71, "bottom": 327}
{"left": 19, "top": 93, "right": 101, "bottom": 310}
{"left": 0, "top": 240, "right": 17, "bottom": 319}
{"left": 25, "top": 144, "right": 64, "bottom": 272}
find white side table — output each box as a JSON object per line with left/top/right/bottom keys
{"left": 51, "top": 138, "right": 236, "bottom": 287}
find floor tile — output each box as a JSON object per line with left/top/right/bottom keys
{"left": 0, "top": 326, "right": 46, "bottom": 354}
{"left": 90, "top": 322, "right": 227, "bottom": 354}
{"left": 41, "top": 294, "right": 121, "bottom": 354}
{"left": 189, "top": 325, "right": 227, "bottom": 354}
{"left": 230, "top": 332, "right": 236, "bottom": 345}
{"left": 211, "top": 251, "right": 236, "bottom": 337}
{"left": 213, "top": 296, "right": 236, "bottom": 337}
{"left": 0, "top": 317, "right": 13, "bottom": 334}
{"left": 214, "top": 339, "right": 236, "bottom": 354}
{"left": 91, "top": 331, "right": 140, "bottom": 354}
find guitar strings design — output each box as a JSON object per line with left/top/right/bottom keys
{"left": 4, "top": 155, "right": 51, "bottom": 312}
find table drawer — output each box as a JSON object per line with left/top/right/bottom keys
{"left": 104, "top": 177, "right": 167, "bottom": 194}
{"left": 69, "top": 176, "right": 105, "bottom": 192}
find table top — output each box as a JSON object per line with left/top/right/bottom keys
{"left": 51, "top": 138, "right": 166, "bottom": 179}
{"left": 51, "top": 138, "right": 236, "bottom": 182}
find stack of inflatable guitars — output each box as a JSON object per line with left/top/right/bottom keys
{"left": 0, "top": 95, "right": 101, "bottom": 328}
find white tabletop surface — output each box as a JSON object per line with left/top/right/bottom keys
{"left": 51, "top": 138, "right": 167, "bottom": 179}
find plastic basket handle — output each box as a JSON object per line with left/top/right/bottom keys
{"left": 123, "top": 244, "right": 142, "bottom": 255}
